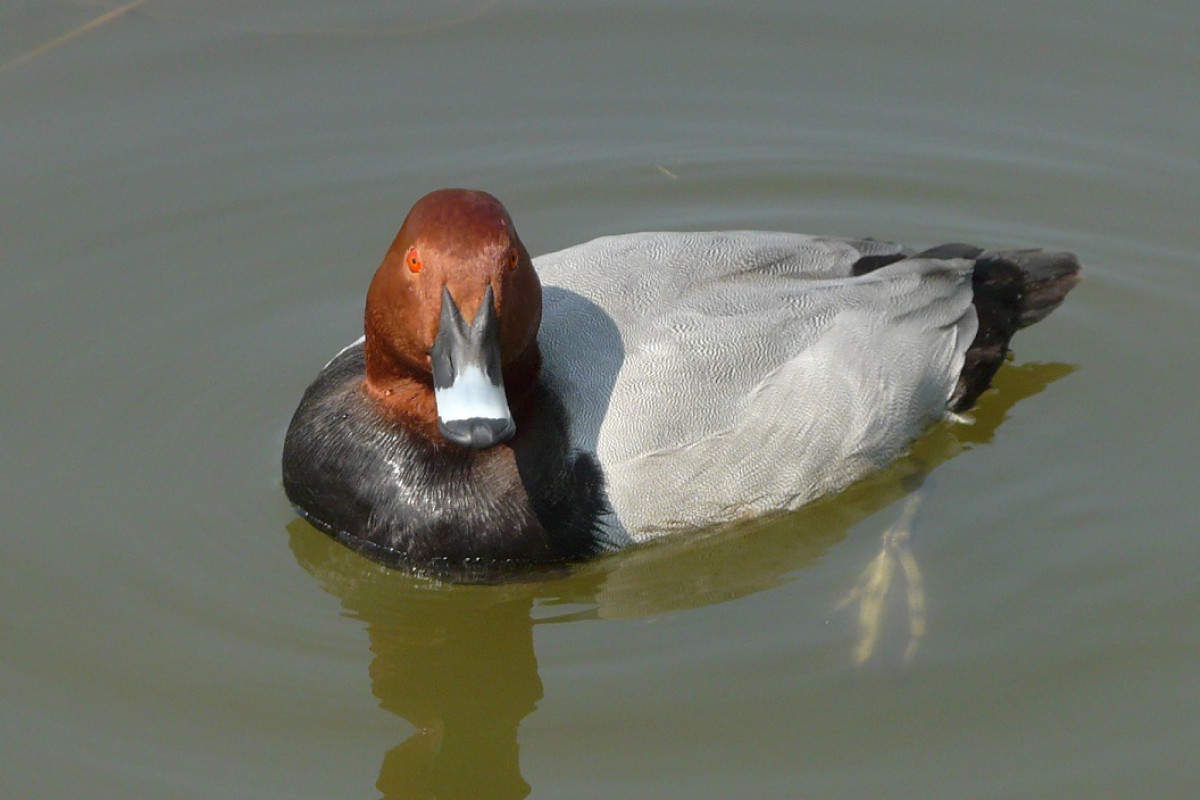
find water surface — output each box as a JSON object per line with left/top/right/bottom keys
{"left": 3, "top": 2, "right": 1198, "bottom": 798}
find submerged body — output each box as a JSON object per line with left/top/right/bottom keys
{"left": 283, "top": 190, "right": 1080, "bottom": 573}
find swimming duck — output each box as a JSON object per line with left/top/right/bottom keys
{"left": 282, "top": 188, "right": 1080, "bottom": 572}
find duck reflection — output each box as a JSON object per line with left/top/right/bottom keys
{"left": 368, "top": 593, "right": 540, "bottom": 799}
{"left": 288, "top": 361, "right": 1074, "bottom": 798}
{"left": 288, "top": 529, "right": 551, "bottom": 799}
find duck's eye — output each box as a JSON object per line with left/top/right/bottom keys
{"left": 505, "top": 248, "right": 519, "bottom": 271}
{"left": 406, "top": 247, "right": 422, "bottom": 274}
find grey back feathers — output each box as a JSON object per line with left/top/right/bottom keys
{"left": 533, "top": 232, "right": 979, "bottom": 542}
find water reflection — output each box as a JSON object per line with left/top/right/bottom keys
{"left": 289, "top": 533, "right": 547, "bottom": 799}
{"left": 288, "top": 361, "right": 1074, "bottom": 797}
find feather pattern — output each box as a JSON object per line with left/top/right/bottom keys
{"left": 533, "top": 232, "right": 978, "bottom": 542}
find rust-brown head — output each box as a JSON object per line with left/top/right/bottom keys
{"left": 363, "top": 189, "right": 542, "bottom": 449}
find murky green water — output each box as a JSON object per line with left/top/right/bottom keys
{"left": 3, "top": 2, "right": 1198, "bottom": 798}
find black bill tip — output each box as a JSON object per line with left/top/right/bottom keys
{"left": 438, "top": 416, "right": 517, "bottom": 450}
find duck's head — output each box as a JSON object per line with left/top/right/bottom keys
{"left": 363, "top": 189, "right": 542, "bottom": 450}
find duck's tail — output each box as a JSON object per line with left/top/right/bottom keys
{"left": 915, "top": 243, "right": 1082, "bottom": 412}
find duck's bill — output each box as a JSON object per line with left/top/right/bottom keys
{"left": 430, "top": 285, "right": 515, "bottom": 450}
{"left": 434, "top": 364, "right": 515, "bottom": 448}
{"left": 437, "top": 411, "right": 516, "bottom": 450}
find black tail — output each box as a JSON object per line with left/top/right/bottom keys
{"left": 915, "top": 244, "right": 1082, "bottom": 411}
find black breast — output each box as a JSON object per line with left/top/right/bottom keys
{"left": 281, "top": 348, "right": 609, "bottom": 576}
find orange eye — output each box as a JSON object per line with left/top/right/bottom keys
{"left": 505, "top": 248, "right": 519, "bottom": 271}
{"left": 405, "top": 247, "right": 422, "bottom": 274}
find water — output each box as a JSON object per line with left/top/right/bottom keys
{"left": 3, "top": 1, "right": 1198, "bottom": 797}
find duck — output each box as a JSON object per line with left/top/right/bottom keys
{"left": 282, "top": 188, "right": 1080, "bottom": 574}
